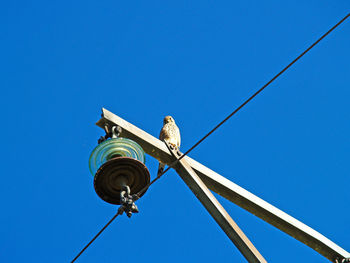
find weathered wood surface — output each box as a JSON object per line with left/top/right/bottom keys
{"left": 167, "top": 142, "right": 267, "bottom": 263}
{"left": 96, "top": 108, "right": 350, "bottom": 262}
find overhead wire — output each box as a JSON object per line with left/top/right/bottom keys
{"left": 72, "top": 12, "right": 350, "bottom": 262}
{"left": 71, "top": 208, "right": 122, "bottom": 262}
{"left": 136, "top": 12, "right": 350, "bottom": 197}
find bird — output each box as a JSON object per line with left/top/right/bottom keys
{"left": 157, "top": 116, "right": 181, "bottom": 177}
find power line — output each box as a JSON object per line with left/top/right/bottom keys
{"left": 73, "top": 13, "right": 350, "bottom": 262}
{"left": 179, "top": 12, "right": 350, "bottom": 160}
{"left": 136, "top": 12, "right": 350, "bottom": 197}
{"left": 71, "top": 208, "right": 122, "bottom": 262}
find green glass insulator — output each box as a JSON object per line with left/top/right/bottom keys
{"left": 89, "top": 138, "right": 145, "bottom": 176}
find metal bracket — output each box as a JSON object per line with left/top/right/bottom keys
{"left": 98, "top": 125, "right": 122, "bottom": 144}
{"left": 164, "top": 141, "right": 267, "bottom": 263}
{"left": 118, "top": 185, "right": 139, "bottom": 218}
{"left": 111, "top": 126, "right": 122, "bottom": 138}
{"left": 335, "top": 258, "right": 350, "bottom": 263}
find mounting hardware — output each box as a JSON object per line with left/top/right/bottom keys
{"left": 98, "top": 124, "right": 110, "bottom": 144}
{"left": 119, "top": 185, "right": 139, "bottom": 218}
{"left": 111, "top": 126, "right": 122, "bottom": 138}
{"left": 97, "top": 125, "right": 122, "bottom": 144}
{"left": 335, "top": 258, "right": 350, "bottom": 263}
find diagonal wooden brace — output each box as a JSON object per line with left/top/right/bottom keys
{"left": 97, "top": 108, "right": 350, "bottom": 262}
{"left": 165, "top": 141, "right": 267, "bottom": 263}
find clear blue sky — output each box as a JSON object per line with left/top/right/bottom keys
{"left": 1, "top": 1, "right": 349, "bottom": 262}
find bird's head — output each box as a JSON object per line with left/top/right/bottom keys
{"left": 163, "top": 116, "right": 175, "bottom": 124}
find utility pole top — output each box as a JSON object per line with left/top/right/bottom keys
{"left": 96, "top": 108, "right": 350, "bottom": 263}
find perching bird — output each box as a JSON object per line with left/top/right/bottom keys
{"left": 157, "top": 116, "right": 181, "bottom": 177}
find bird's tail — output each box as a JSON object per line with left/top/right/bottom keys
{"left": 157, "top": 163, "right": 165, "bottom": 177}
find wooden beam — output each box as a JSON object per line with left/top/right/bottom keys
{"left": 167, "top": 142, "right": 267, "bottom": 263}
{"left": 96, "top": 108, "right": 350, "bottom": 262}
